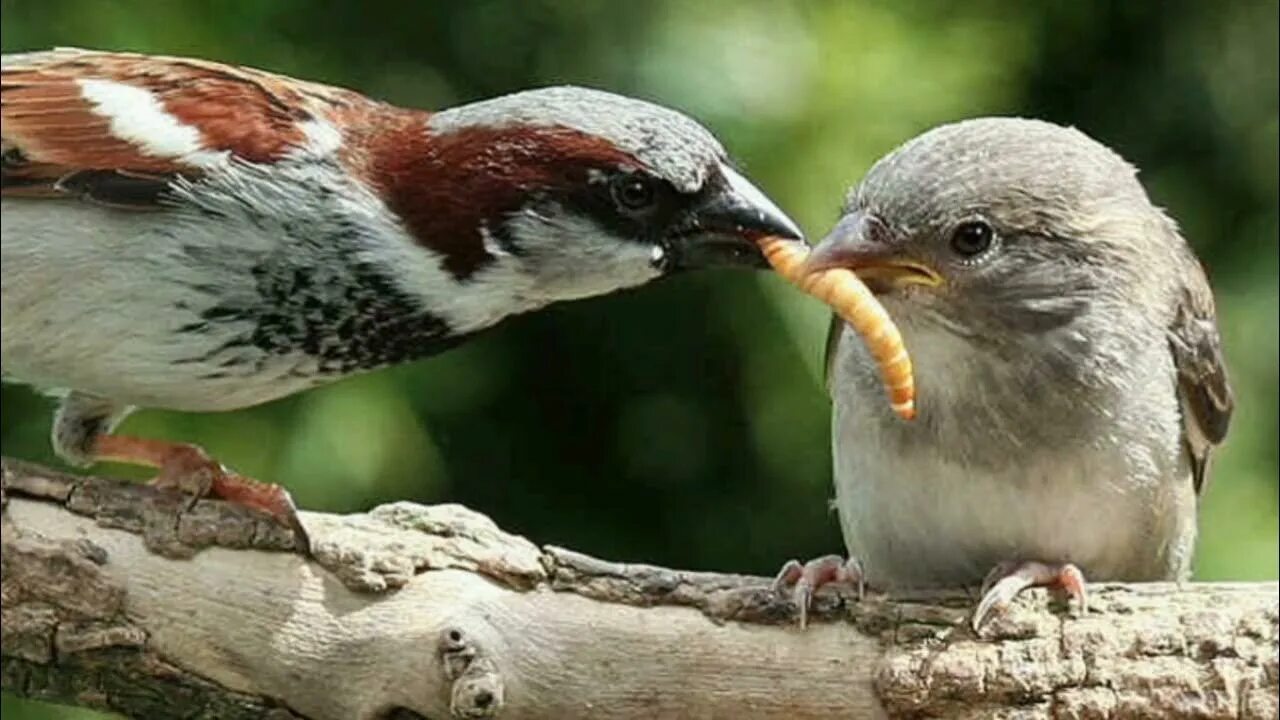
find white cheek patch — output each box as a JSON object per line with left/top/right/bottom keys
{"left": 503, "top": 210, "right": 663, "bottom": 302}
{"left": 77, "top": 78, "right": 228, "bottom": 169}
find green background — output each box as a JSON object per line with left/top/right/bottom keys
{"left": 2, "top": 1, "right": 1276, "bottom": 717}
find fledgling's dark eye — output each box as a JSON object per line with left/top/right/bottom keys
{"left": 950, "top": 220, "right": 995, "bottom": 257}
{"left": 610, "top": 174, "right": 657, "bottom": 213}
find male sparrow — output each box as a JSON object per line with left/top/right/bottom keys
{"left": 1, "top": 49, "right": 801, "bottom": 547}
{"left": 775, "top": 118, "right": 1233, "bottom": 629}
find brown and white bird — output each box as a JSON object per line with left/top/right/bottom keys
{"left": 0, "top": 48, "right": 801, "bottom": 546}
{"left": 775, "top": 118, "right": 1233, "bottom": 629}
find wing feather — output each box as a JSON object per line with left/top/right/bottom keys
{"left": 1168, "top": 257, "right": 1234, "bottom": 495}
{"left": 2, "top": 47, "right": 375, "bottom": 207}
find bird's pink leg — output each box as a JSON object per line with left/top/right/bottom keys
{"left": 92, "top": 435, "right": 309, "bottom": 552}
{"left": 972, "top": 560, "right": 1087, "bottom": 631}
{"left": 771, "top": 554, "right": 865, "bottom": 628}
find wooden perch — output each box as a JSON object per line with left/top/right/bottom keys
{"left": 1, "top": 458, "right": 1276, "bottom": 720}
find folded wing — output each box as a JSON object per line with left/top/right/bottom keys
{"left": 2, "top": 48, "right": 373, "bottom": 208}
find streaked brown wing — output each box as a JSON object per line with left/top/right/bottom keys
{"left": 1168, "top": 260, "right": 1234, "bottom": 495}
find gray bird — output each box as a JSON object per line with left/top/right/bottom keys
{"left": 773, "top": 117, "right": 1233, "bottom": 629}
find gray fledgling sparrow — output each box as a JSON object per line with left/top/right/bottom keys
{"left": 774, "top": 117, "right": 1233, "bottom": 629}
{"left": 0, "top": 49, "right": 800, "bottom": 548}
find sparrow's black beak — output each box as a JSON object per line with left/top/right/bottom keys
{"left": 665, "top": 164, "right": 804, "bottom": 271}
{"left": 806, "top": 210, "right": 942, "bottom": 292}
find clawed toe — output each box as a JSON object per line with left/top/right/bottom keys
{"left": 95, "top": 435, "right": 310, "bottom": 553}
{"left": 972, "top": 560, "right": 1087, "bottom": 632}
{"left": 209, "top": 471, "right": 310, "bottom": 554}
{"left": 771, "top": 554, "right": 865, "bottom": 628}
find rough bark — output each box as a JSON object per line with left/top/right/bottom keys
{"left": 1, "top": 458, "right": 1276, "bottom": 720}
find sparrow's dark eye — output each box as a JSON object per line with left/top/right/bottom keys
{"left": 610, "top": 175, "right": 657, "bottom": 213}
{"left": 950, "top": 220, "right": 994, "bottom": 257}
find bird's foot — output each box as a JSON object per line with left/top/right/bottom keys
{"left": 771, "top": 554, "right": 865, "bottom": 628}
{"left": 93, "top": 435, "right": 309, "bottom": 553}
{"left": 972, "top": 560, "right": 1087, "bottom": 631}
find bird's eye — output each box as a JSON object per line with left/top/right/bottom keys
{"left": 949, "top": 221, "right": 994, "bottom": 257}
{"left": 610, "top": 175, "right": 657, "bottom": 212}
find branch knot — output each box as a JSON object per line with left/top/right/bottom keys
{"left": 439, "top": 626, "right": 503, "bottom": 719}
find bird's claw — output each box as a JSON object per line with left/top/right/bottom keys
{"left": 972, "top": 560, "right": 1088, "bottom": 632}
{"left": 207, "top": 471, "right": 311, "bottom": 554}
{"left": 97, "top": 436, "right": 311, "bottom": 554}
{"left": 771, "top": 554, "right": 865, "bottom": 629}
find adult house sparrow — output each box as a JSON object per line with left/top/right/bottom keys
{"left": 0, "top": 49, "right": 801, "bottom": 549}
{"left": 774, "top": 118, "right": 1233, "bottom": 629}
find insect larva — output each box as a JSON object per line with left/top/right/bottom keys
{"left": 758, "top": 235, "right": 916, "bottom": 420}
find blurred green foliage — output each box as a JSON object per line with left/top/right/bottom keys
{"left": 2, "top": 1, "right": 1276, "bottom": 717}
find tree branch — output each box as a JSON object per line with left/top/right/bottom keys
{"left": 1, "top": 458, "right": 1276, "bottom": 720}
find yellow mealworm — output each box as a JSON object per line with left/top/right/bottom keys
{"left": 758, "top": 236, "right": 916, "bottom": 420}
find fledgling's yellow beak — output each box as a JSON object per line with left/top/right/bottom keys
{"left": 804, "top": 210, "right": 942, "bottom": 293}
